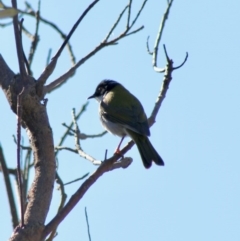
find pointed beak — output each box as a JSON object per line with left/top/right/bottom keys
{"left": 87, "top": 94, "right": 95, "bottom": 99}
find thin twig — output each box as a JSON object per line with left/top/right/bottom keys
{"left": 104, "top": 150, "right": 108, "bottom": 160}
{"left": 72, "top": 108, "right": 83, "bottom": 152}
{"left": 16, "top": 87, "right": 25, "bottom": 227}
{"left": 104, "top": 5, "right": 128, "bottom": 42}
{"left": 55, "top": 0, "right": 99, "bottom": 61}
{"left": 46, "top": 48, "right": 52, "bottom": 66}
{"left": 0, "top": 21, "right": 12, "bottom": 27}
{"left": 85, "top": 207, "right": 92, "bottom": 241}
{"left": 12, "top": 0, "right": 27, "bottom": 80}
{"left": 12, "top": 135, "right": 31, "bottom": 150}
{"left": 61, "top": 123, "right": 75, "bottom": 134}
{"left": 5, "top": 168, "right": 18, "bottom": 176}
{"left": 56, "top": 172, "right": 67, "bottom": 212}
{"left": 173, "top": 52, "right": 188, "bottom": 70}
{"left": 19, "top": 19, "right": 31, "bottom": 76}
{"left": 28, "top": 0, "right": 41, "bottom": 68}
{"left": 0, "top": 145, "right": 19, "bottom": 228}
{"left": 129, "top": 0, "right": 147, "bottom": 28}
{"left": 146, "top": 36, "right": 153, "bottom": 55}
{"left": 61, "top": 123, "right": 107, "bottom": 139}
{"left": 127, "top": 0, "right": 132, "bottom": 28}
{"left": 55, "top": 146, "right": 101, "bottom": 165}
{"left": 22, "top": 149, "right": 32, "bottom": 200}
{"left": 72, "top": 108, "right": 102, "bottom": 165}
{"left": 55, "top": 146, "right": 77, "bottom": 154}
{"left": 152, "top": 0, "right": 174, "bottom": 72}
{"left": 55, "top": 102, "right": 89, "bottom": 157}
{"left": 124, "top": 25, "right": 144, "bottom": 37}
{"left": 21, "top": 24, "right": 34, "bottom": 39}
{"left": 64, "top": 173, "right": 89, "bottom": 186}
{"left": 77, "top": 149, "right": 102, "bottom": 165}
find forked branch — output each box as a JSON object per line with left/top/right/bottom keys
{"left": 43, "top": 0, "right": 148, "bottom": 96}
{"left": 146, "top": 0, "right": 188, "bottom": 124}
{"left": 36, "top": 0, "right": 100, "bottom": 98}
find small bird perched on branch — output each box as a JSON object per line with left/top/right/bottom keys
{"left": 88, "top": 80, "right": 164, "bottom": 168}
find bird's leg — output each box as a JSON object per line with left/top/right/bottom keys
{"left": 114, "top": 136, "right": 125, "bottom": 156}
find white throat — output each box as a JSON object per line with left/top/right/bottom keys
{"left": 95, "top": 95, "right": 103, "bottom": 103}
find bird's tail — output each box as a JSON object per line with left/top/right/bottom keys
{"left": 127, "top": 130, "right": 164, "bottom": 168}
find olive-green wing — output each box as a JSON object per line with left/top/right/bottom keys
{"left": 100, "top": 91, "right": 150, "bottom": 136}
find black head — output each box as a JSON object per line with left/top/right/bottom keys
{"left": 88, "top": 80, "right": 119, "bottom": 99}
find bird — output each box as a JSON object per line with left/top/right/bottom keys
{"left": 88, "top": 80, "right": 164, "bottom": 168}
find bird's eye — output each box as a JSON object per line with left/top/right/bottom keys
{"left": 97, "top": 87, "right": 104, "bottom": 95}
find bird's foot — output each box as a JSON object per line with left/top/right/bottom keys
{"left": 114, "top": 148, "right": 124, "bottom": 159}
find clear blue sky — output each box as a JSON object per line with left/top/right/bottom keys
{"left": 1, "top": 0, "right": 240, "bottom": 240}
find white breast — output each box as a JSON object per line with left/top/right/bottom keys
{"left": 100, "top": 113, "right": 127, "bottom": 137}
